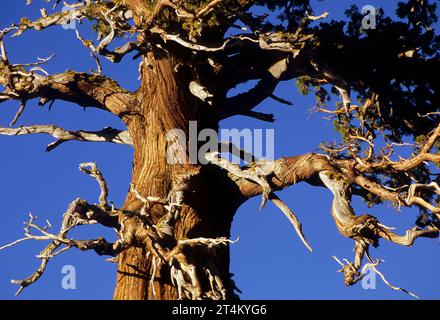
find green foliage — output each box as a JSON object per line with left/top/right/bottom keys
{"left": 295, "top": 76, "right": 311, "bottom": 95}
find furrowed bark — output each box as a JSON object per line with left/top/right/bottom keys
{"left": 113, "top": 52, "right": 241, "bottom": 300}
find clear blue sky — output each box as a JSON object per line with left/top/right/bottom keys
{"left": 0, "top": 0, "right": 439, "bottom": 300}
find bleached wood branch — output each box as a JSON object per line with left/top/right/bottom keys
{"left": 74, "top": 29, "right": 103, "bottom": 75}
{"left": 9, "top": 100, "right": 26, "bottom": 126}
{"left": 1, "top": 200, "right": 120, "bottom": 295}
{"left": 79, "top": 162, "right": 110, "bottom": 210}
{"left": 154, "top": 28, "right": 304, "bottom": 54}
{"left": 116, "top": 182, "right": 240, "bottom": 300}
{"left": 305, "top": 11, "right": 330, "bottom": 21}
{"left": 332, "top": 256, "right": 419, "bottom": 299}
{"left": 13, "top": 0, "right": 133, "bottom": 44}
{"left": 205, "top": 151, "right": 273, "bottom": 209}
{"left": 406, "top": 182, "right": 440, "bottom": 216}
{"left": 0, "top": 4, "right": 134, "bottom": 120}
{"left": 204, "top": 151, "right": 314, "bottom": 252}
{"left": 0, "top": 125, "right": 132, "bottom": 151}
{"left": 0, "top": 160, "right": 125, "bottom": 294}
{"left": 268, "top": 193, "right": 313, "bottom": 252}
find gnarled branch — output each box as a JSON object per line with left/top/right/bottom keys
{"left": 0, "top": 23, "right": 134, "bottom": 118}
{"left": 205, "top": 151, "right": 312, "bottom": 252}
{"left": 0, "top": 162, "right": 122, "bottom": 295}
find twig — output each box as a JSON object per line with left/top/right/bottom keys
{"left": 9, "top": 100, "right": 26, "bottom": 126}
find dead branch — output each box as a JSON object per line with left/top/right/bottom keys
{"left": 0, "top": 161, "right": 123, "bottom": 295}
{"left": 320, "top": 169, "right": 438, "bottom": 293}
{"left": 269, "top": 94, "right": 293, "bottom": 106}
{"left": 154, "top": 28, "right": 305, "bottom": 55}
{"left": 406, "top": 182, "right": 440, "bottom": 217}
{"left": 165, "top": 237, "right": 238, "bottom": 300}
{"left": 74, "top": 29, "right": 103, "bottom": 75}
{"left": 205, "top": 151, "right": 313, "bottom": 252}
{"left": 0, "top": 61, "right": 133, "bottom": 116}
{"left": 79, "top": 162, "right": 110, "bottom": 210}
{"left": 268, "top": 193, "right": 313, "bottom": 252}
{"left": 9, "top": 100, "right": 26, "bottom": 126}
{"left": 12, "top": 0, "right": 133, "bottom": 44}
{"left": 228, "top": 150, "right": 438, "bottom": 295}
{"left": 117, "top": 183, "right": 240, "bottom": 300}
{"left": 0, "top": 125, "right": 132, "bottom": 151}
{"left": 305, "top": 11, "right": 330, "bottom": 21}
{"left": 0, "top": 11, "right": 134, "bottom": 117}
{"left": 319, "top": 170, "right": 437, "bottom": 244}
{"left": 332, "top": 256, "right": 419, "bottom": 298}
{"left": 205, "top": 151, "right": 273, "bottom": 209}
{"left": 1, "top": 200, "right": 120, "bottom": 295}
{"left": 72, "top": 3, "right": 135, "bottom": 71}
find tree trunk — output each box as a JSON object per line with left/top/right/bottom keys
{"left": 113, "top": 52, "right": 240, "bottom": 300}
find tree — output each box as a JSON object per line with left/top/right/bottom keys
{"left": 0, "top": 0, "right": 439, "bottom": 300}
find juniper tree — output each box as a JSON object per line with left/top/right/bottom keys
{"left": 0, "top": 0, "right": 439, "bottom": 300}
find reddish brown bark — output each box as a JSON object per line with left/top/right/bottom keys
{"left": 113, "top": 52, "right": 239, "bottom": 300}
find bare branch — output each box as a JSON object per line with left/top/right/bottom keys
{"left": 0, "top": 125, "right": 132, "bottom": 151}
{"left": 205, "top": 151, "right": 313, "bottom": 252}
{"left": 332, "top": 257, "right": 419, "bottom": 298}
{"left": 205, "top": 151, "right": 273, "bottom": 209}
{"left": 2, "top": 199, "right": 120, "bottom": 295}
{"left": 155, "top": 28, "right": 306, "bottom": 55}
{"left": 406, "top": 182, "right": 440, "bottom": 217}
{"left": 0, "top": 159, "right": 124, "bottom": 294}
{"left": 9, "top": 100, "right": 26, "bottom": 126}
{"left": 79, "top": 162, "right": 110, "bottom": 210}
{"left": 268, "top": 193, "right": 313, "bottom": 252}
{"left": 355, "top": 123, "right": 440, "bottom": 173}
{"left": 0, "top": 6, "right": 134, "bottom": 118}
{"left": 196, "top": 0, "right": 223, "bottom": 18}
{"left": 12, "top": 0, "right": 133, "bottom": 45}
{"left": 269, "top": 94, "right": 293, "bottom": 106}
{"left": 305, "top": 11, "right": 330, "bottom": 21}
{"left": 118, "top": 192, "right": 239, "bottom": 300}
{"left": 0, "top": 65, "right": 133, "bottom": 116}
{"left": 368, "top": 261, "right": 419, "bottom": 299}
{"left": 74, "top": 29, "right": 103, "bottom": 75}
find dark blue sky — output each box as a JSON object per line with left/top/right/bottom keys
{"left": 0, "top": 0, "right": 439, "bottom": 300}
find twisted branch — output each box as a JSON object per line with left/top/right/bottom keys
{"left": 0, "top": 163, "right": 121, "bottom": 295}
{"left": 0, "top": 21, "right": 134, "bottom": 117}
{"left": 205, "top": 151, "right": 312, "bottom": 252}
{"left": 332, "top": 256, "right": 419, "bottom": 299}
